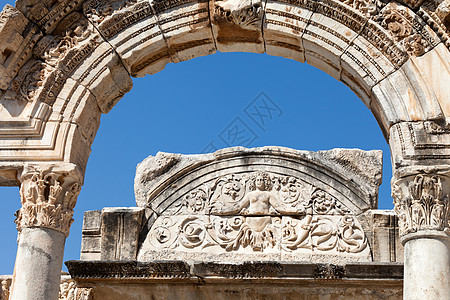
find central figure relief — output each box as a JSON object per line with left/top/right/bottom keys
{"left": 209, "top": 171, "right": 307, "bottom": 216}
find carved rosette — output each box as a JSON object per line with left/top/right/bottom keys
{"left": 392, "top": 173, "right": 450, "bottom": 237}
{"left": 15, "top": 168, "right": 82, "bottom": 237}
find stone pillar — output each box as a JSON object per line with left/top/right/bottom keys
{"left": 392, "top": 170, "right": 450, "bottom": 300}
{"left": 9, "top": 164, "right": 82, "bottom": 300}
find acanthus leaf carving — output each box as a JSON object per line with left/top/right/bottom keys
{"left": 4, "top": 60, "right": 49, "bottom": 102}
{"left": 15, "top": 167, "right": 82, "bottom": 237}
{"left": 148, "top": 214, "right": 368, "bottom": 254}
{"left": 281, "top": 215, "right": 368, "bottom": 253}
{"left": 392, "top": 173, "right": 450, "bottom": 236}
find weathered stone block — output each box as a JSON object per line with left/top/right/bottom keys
{"left": 100, "top": 207, "right": 145, "bottom": 260}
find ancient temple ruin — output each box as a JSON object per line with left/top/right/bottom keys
{"left": 63, "top": 147, "right": 405, "bottom": 299}
{"left": 0, "top": 0, "right": 449, "bottom": 299}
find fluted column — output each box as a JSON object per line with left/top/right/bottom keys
{"left": 9, "top": 164, "right": 82, "bottom": 300}
{"left": 392, "top": 168, "right": 450, "bottom": 300}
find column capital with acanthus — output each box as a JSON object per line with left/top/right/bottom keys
{"left": 391, "top": 166, "right": 450, "bottom": 243}
{"left": 15, "top": 163, "right": 83, "bottom": 237}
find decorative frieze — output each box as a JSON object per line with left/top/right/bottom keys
{"left": 147, "top": 214, "right": 368, "bottom": 254}
{"left": 140, "top": 170, "right": 370, "bottom": 261}
{"left": 392, "top": 172, "right": 450, "bottom": 237}
{"left": 376, "top": 3, "right": 440, "bottom": 57}
{"left": 15, "top": 166, "right": 82, "bottom": 236}
{"left": 60, "top": 279, "right": 93, "bottom": 300}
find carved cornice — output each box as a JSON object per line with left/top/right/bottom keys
{"left": 15, "top": 165, "right": 82, "bottom": 236}
{"left": 392, "top": 170, "right": 450, "bottom": 239}
{"left": 65, "top": 260, "right": 404, "bottom": 281}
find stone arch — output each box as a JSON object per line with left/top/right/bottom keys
{"left": 0, "top": 0, "right": 448, "bottom": 185}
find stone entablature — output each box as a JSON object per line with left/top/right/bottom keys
{"left": 63, "top": 261, "right": 403, "bottom": 299}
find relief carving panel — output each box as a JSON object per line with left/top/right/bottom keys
{"left": 139, "top": 164, "right": 372, "bottom": 262}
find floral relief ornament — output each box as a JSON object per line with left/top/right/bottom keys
{"left": 378, "top": 4, "right": 428, "bottom": 56}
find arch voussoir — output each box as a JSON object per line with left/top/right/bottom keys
{"left": 0, "top": 0, "right": 448, "bottom": 176}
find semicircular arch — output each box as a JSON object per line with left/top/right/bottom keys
{"left": 0, "top": 0, "right": 448, "bottom": 180}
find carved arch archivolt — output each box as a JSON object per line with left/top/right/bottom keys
{"left": 0, "top": 0, "right": 449, "bottom": 184}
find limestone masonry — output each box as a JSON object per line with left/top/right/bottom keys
{"left": 0, "top": 0, "right": 448, "bottom": 299}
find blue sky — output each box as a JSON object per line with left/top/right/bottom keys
{"left": 0, "top": 0, "right": 393, "bottom": 274}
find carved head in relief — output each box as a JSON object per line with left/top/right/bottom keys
{"left": 248, "top": 172, "right": 272, "bottom": 191}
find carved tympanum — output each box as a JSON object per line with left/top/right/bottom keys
{"left": 15, "top": 167, "right": 82, "bottom": 236}
{"left": 392, "top": 173, "right": 450, "bottom": 236}
{"left": 146, "top": 171, "right": 367, "bottom": 254}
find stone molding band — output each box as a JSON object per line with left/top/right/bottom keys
{"left": 65, "top": 260, "right": 404, "bottom": 281}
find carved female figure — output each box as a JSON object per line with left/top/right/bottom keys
{"left": 211, "top": 172, "right": 305, "bottom": 216}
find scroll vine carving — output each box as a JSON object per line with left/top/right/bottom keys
{"left": 146, "top": 171, "right": 367, "bottom": 254}
{"left": 282, "top": 215, "right": 367, "bottom": 253}
{"left": 15, "top": 169, "right": 82, "bottom": 236}
{"left": 5, "top": 60, "right": 48, "bottom": 102}
{"left": 392, "top": 174, "right": 450, "bottom": 236}
{"left": 149, "top": 214, "right": 367, "bottom": 253}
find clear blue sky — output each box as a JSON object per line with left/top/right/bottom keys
{"left": 0, "top": 0, "right": 393, "bottom": 274}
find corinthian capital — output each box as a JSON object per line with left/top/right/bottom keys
{"left": 15, "top": 164, "right": 83, "bottom": 237}
{"left": 392, "top": 168, "right": 450, "bottom": 239}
